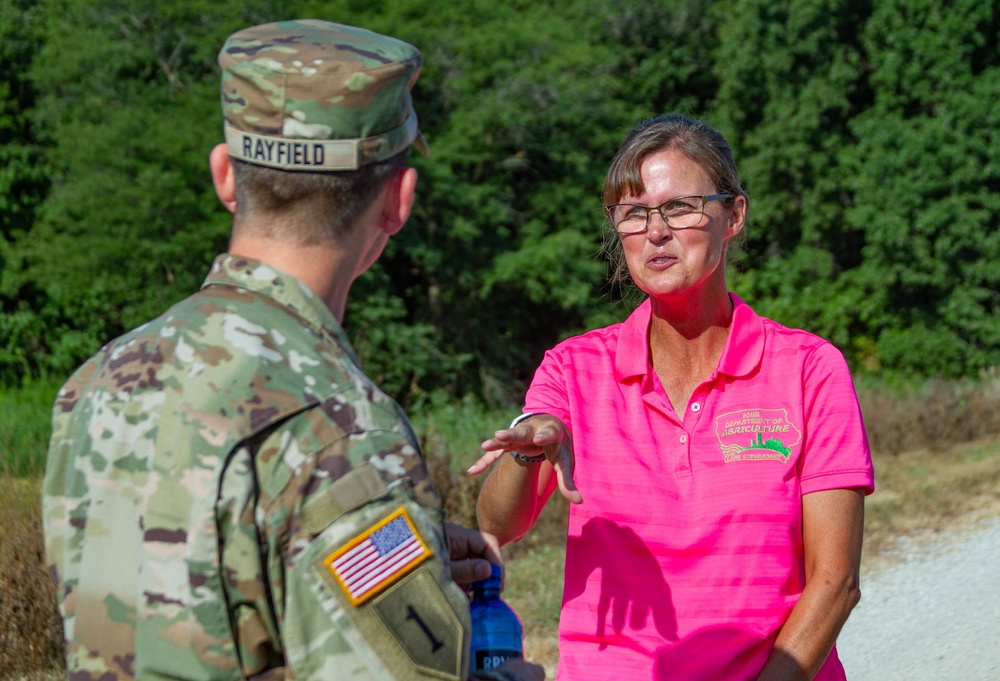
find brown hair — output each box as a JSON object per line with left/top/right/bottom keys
{"left": 601, "top": 114, "right": 749, "bottom": 283}
{"left": 231, "top": 149, "right": 409, "bottom": 244}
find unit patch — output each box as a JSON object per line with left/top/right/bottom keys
{"left": 715, "top": 407, "right": 802, "bottom": 463}
{"left": 324, "top": 507, "right": 432, "bottom": 606}
{"left": 370, "top": 567, "right": 465, "bottom": 679}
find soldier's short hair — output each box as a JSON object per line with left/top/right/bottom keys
{"left": 231, "top": 150, "right": 408, "bottom": 242}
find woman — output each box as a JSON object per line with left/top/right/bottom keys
{"left": 469, "top": 114, "right": 874, "bottom": 681}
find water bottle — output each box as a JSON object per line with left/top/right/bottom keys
{"left": 469, "top": 563, "right": 524, "bottom": 672}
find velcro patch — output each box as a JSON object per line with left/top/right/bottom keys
{"left": 324, "top": 508, "right": 433, "bottom": 606}
{"left": 301, "top": 464, "right": 389, "bottom": 535}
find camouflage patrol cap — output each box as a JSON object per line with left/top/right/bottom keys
{"left": 219, "top": 19, "right": 429, "bottom": 171}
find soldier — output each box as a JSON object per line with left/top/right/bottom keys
{"left": 42, "top": 19, "right": 544, "bottom": 681}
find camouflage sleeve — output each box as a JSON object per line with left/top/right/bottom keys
{"left": 222, "top": 402, "right": 475, "bottom": 679}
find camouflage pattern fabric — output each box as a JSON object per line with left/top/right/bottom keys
{"left": 42, "top": 254, "right": 478, "bottom": 679}
{"left": 219, "top": 19, "right": 429, "bottom": 171}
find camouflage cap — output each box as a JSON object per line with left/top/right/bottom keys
{"left": 219, "top": 19, "right": 429, "bottom": 171}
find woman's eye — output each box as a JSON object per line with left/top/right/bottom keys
{"left": 621, "top": 206, "right": 647, "bottom": 219}
{"left": 664, "top": 199, "right": 698, "bottom": 214}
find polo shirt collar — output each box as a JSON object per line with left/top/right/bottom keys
{"left": 717, "top": 293, "right": 764, "bottom": 378}
{"left": 615, "top": 299, "right": 653, "bottom": 380}
{"left": 614, "top": 293, "right": 764, "bottom": 381}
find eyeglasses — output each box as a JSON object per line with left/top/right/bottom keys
{"left": 605, "top": 194, "right": 734, "bottom": 235}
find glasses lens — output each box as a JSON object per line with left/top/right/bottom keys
{"left": 661, "top": 197, "right": 704, "bottom": 228}
{"left": 611, "top": 205, "right": 648, "bottom": 233}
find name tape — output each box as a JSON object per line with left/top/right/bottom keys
{"left": 225, "top": 125, "right": 360, "bottom": 171}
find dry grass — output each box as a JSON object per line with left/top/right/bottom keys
{"left": 858, "top": 373, "right": 1000, "bottom": 455}
{"left": 0, "top": 476, "right": 64, "bottom": 677}
{"left": 863, "top": 438, "right": 1000, "bottom": 568}
{"left": 426, "top": 444, "right": 568, "bottom": 678}
{"left": 505, "top": 543, "right": 566, "bottom": 680}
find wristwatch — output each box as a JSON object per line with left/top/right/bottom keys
{"left": 507, "top": 413, "right": 546, "bottom": 464}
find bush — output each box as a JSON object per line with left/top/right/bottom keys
{"left": 857, "top": 370, "right": 1000, "bottom": 455}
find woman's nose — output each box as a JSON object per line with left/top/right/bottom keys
{"left": 646, "top": 212, "right": 671, "bottom": 241}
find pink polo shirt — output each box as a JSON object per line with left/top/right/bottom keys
{"left": 523, "top": 295, "right": 874, "bottom": 681}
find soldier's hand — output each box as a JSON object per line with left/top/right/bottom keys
{"left": 497, "top": 658, "right": 546, "bottom": 680}
{"left": 444, "top": 521, "right": 502, "bottom": 586}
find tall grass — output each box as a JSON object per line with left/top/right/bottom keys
{"left": 416, "top": 393, "right": 572, "bottom": 557}
{"left": 410, "top": 392, "right": 518, "bottom": 471}
{"left": 0, "top": 380, "right": 59, "bottom": 477}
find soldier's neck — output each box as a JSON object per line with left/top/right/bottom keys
{"left": 227, "top": 236, "right": 356, "bottom": 323}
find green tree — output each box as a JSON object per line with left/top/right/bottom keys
{"left": 341, "top": 0, "right": 722, "bottom": 404}
{"left": 4, "top": 0, "right": 300, "bottom": 382}
{"left": 844, "top": 0, "right": 1000, "bottom": 376}
{"left": 0, "top": 0, "right": 50, "bottom": 383}
{"left": 713, "top": 0, "right": 873, "bottom": 354}
{"left": 10, "top": 0, "right": 999, "bottom": 396}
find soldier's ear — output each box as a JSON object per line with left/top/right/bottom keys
{"left": 381, "top": 167, "right": 417, "bottom": 236}
{"left": 210, "top": 143, "right": 237, "bottom": 214}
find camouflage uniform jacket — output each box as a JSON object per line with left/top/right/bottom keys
{"left": 43, "top": 254, "right": 493, "bottom": 680}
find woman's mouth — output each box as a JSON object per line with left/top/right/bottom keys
{"left": 647, "top": 253, "right": 677, "bottom": 269}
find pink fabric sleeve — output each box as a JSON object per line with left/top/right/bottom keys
{"left": 523, "top": 347, "right": 573, "bottom": 430}
{"left": 799, "top": 341, "right": 875, "bottom": 495}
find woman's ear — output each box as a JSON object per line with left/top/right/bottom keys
{"left": 726, "top": 194, "right": 748, "bottom": 239}
{"left": 209, "top": 143, "right": 237, "bottom": 214}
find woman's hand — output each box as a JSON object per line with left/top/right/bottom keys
{"left": 470, "top": 414, "right": 583, "bottom": 504}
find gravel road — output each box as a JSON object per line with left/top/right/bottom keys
{"left": 837, "top": 514, "right": 1000, "bottom": 680}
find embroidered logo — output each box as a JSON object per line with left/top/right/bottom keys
{"left": 715, "top": 408, "right": 802, "bottom": 463}
{"left": 324, "top": 507, "right": 433, "bottom": 606}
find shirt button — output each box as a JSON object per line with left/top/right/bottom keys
{"left": 691, "top": 402, "right": 701, "bottom": 412}
{"left": 679, "top": 434, "right": 688, "bottom": 444}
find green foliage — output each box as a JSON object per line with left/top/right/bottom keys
{"left": 843, "top": 0, "right": 1000, "bottom": 377}
{"left": 410, "top": 392, "right": 513, "bottom": 470}
{"left": 0, "top": 0, "right": 48, "bottom": 242}
{"left": 715, "top": 0, "right": 871, "bottom": 349}
{"left": 339, "top": 0, "right": 723, "bottom": 401}
{"left": 3, "top": 0, "right": 1000, "bottom": 396}
{"left": 0, "top": 0, "right": 51, "bottom": 385}
{"left": 1, "top": 0, "right": 299, "bottom": 380}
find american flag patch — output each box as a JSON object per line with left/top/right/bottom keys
{"left": 324, "top": 508, "right": 433, "bottom": 606}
